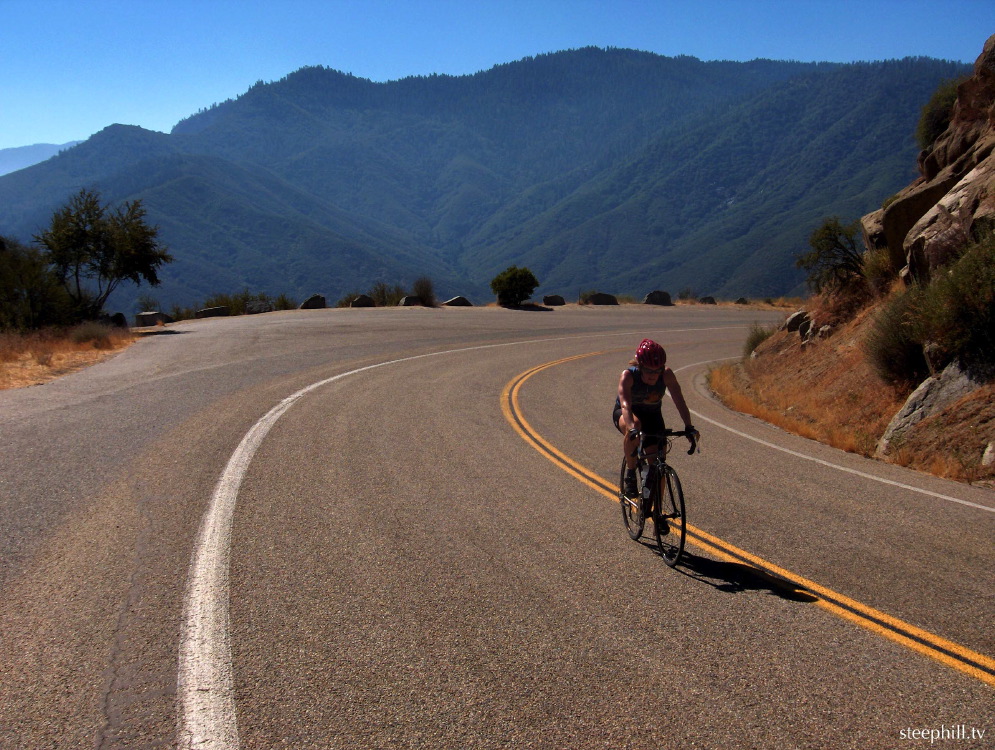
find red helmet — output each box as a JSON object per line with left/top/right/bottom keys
{"left": 636, "top": 339, "right": 666, "bottom": 369}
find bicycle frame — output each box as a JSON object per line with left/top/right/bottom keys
{"left": 619, "top": 429, "right": 694, "bottom": 566}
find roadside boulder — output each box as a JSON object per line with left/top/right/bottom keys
{"left": 542, "top": 295, "right": 566, "bottom": 306}
{"left": 643, "top": 290, "right": 673, "bottom": 306}
{"left": 299, "top": 294, "right": 326, "bottom": 310}
{"left": 134, "top": 311, "right": 173, "bottom": 327}
{"left": 195, "top": 306, "right": 229, "bottom": 319}
{"left": 399, "top": 295, "right": 422, "bottom": 306}
{"left": 735, "top": 297, "right": 749, "bottom": 305}
{"left": 246, "top": 300, "right": 275, "bottom": 314}
{"left": 350, "top": 294, "right": 376, "bottom": 308}
{"left": 587, "top": 292, "right": 618, "bottom": 305}
{"left": 443, "top": 296, "right": 473, "bottom": 306}
{"left": 699, "top": 296, "right": 717, "bottom": 305}
{"left": 104, "top": 312, "right": 128, "bottom": 328}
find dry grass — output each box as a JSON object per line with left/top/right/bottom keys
{"left": 709, "top": 305, "right": 905, "bottom": 457}
{"left": 0, "top": 326, "right": 136, "bottom": 390}
{"left": 708, "top": 298, "right": 995, "bottom": 485}
{"left": 888, "top": 384, "right": 995, "bottom": 484}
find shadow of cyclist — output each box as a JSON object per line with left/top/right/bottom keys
{"left": 643, "top": 544, "right": 817, "bottom": 603}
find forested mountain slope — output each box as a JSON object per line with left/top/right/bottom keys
{"left": 0, "top": 48, "right": 969, "bottom": 308}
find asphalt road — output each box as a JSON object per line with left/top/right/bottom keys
{"left": 0, "top": 305, "right": 992, "bottom": 749}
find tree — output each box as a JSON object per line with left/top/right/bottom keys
{"left": 490, "top": 265, "right": 539, "bottom": 306}
{"left": 0, "top": 235, "right": 73, "bottom": 329}
{"left": 34, "top": 188, "right": 172, "bottom": 318}
{"left": 795, "top": 217, "right": 864, "bottom": 294}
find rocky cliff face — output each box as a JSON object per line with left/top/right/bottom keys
{"left": 861, "top": 33, "right": 995, "bottom": 282}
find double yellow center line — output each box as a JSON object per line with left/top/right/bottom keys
{"left": 501, "top": 352, "right": 995, "bottom": 689}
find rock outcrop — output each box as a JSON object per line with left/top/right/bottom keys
{"left": 586, "top": 292, "right": 618, "bottom": 305}
{"left": 643, "top": 290, "right": 673, "bottom": 306}
{"left": 876, "top": 360, "right": 991, "bottom": 457}
{"left": 862, "top": 33, "right": 995, "bottom": 284}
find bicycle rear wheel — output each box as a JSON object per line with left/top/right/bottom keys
{"left": 655, "top": 465, "right": 686, "bottom": 566}
{"left": 619, "top": 459, "right": 645, "bottom": 540}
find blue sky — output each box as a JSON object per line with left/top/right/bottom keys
{"left": 3, "top": 0, "right": 993, "bottom": 150}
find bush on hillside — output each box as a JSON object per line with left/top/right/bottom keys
{"left": 866, "top": 229, "right": 995, "bottom": 387}
{"left": 864, "top": 288, "right": 929, "bottom": 388}
{"left": 913, "top": 231, "right": 995, "bottom": 370}
{"left": 916, "top": 77, "right": 966, "bottom": 151}
{"left": 743, "top": 322, "right": 776, "bottom": 359}
{"left": 861, "top": 247, "right": 897, "bottom": 296}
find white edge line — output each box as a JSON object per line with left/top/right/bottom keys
{"left": 676, "top": 359, "right": 995, "bottom": 515}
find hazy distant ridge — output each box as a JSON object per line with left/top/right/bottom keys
{"left": 0, "top": 141, "right": 82, "bottom": 176}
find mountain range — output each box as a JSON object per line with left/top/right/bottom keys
{"left": 0, "top": 141, "right": 82, "bottom": 177}
{"left": 0, "top": 48, "right": 970, "bottom": 309}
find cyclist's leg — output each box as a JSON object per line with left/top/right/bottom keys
{"left": 615, "top": 408, "right": 642, "bottom": 471}
{"left": 639, "top": 408, "right": 666, "bottom": 463}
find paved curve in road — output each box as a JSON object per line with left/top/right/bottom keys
{"left": 0, "top": 305, "right": 991, "bottom": 749}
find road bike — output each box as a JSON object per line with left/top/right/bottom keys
{"left": 619, "top": 429, "right": 697, "bottom": 566}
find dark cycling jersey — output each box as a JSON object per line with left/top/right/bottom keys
{"left": 614, "top": 365, "right": 666, "bottom": 414}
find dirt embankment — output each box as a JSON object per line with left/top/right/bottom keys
{"left": 709, "top": 299, "right": 995, "bottom": 487}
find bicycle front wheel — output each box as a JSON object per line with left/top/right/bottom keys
{"left": 619, "top": 459, "right": 645, "bottom": 540}
{"left": 655, "top": 465, "right": 686, "bottom": 566}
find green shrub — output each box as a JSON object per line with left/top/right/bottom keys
{"left": 916, "top": 77, "right": 966, "bottom": 151}
{"left": 274, "top": 293, "right": 297, "bottom": 310}
{"left": 743, "top": 322, "right": 776, "bottom": 359}
{"left": 864, "top": 289, "right": 929, "bottom": 388}
{"left": 578, "top": 289, "right": 598, "bottom": 304}
{"left": 862, "top": 247, "right": 896, "bottom": 296}
{"left": 914, "top": 231, "right": 995, "bottom": 369}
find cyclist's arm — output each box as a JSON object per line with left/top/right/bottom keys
{"left": 663, "top": 367, "right": 694, "bottom": 431}
{"left": 617, "top": 370, "right": 637, "bottom": 433}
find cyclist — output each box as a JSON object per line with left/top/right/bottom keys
{"left": 614, "top": 339, "right": 698, "bottom": 497}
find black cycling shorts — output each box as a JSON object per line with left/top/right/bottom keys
{"left": 612, "top": 406, "right": 665, "bottom": 446}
